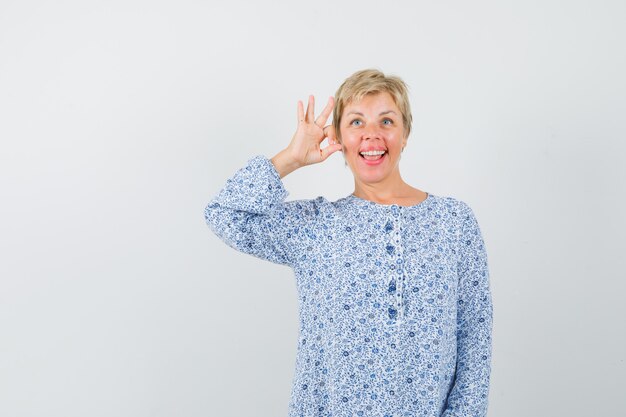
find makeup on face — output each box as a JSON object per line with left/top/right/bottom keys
{"left": 340, "top": 92, "right": 406, "bottom": 180}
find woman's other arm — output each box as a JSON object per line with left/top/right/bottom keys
{"left": 442, "top": 202, "right": 494, "bottom": 417}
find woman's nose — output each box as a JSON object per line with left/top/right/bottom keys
{"left": 362, "top": 124, "right": 381, "bottom": 139}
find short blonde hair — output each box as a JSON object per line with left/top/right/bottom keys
{"left": 332, "top": 69, "right": 413, "bottom": 144}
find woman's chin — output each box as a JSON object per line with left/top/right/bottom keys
{"left": 346, "top": 157, "right": 394, "bottom": 181}
{"left": 354, "top": 170, "right": 389, "bottom": 184}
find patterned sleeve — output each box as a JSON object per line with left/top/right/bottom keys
{"left": 204, "top": 155, "right": 303, "bottom": 267}
{"left": 442, "top": 201, "right": 494, "bottom": 417}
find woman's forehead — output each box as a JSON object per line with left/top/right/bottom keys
{"left": 343, "top": 92, "right": 399, "bottom": 114}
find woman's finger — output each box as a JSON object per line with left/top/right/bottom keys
{"left": 297, "top": 100, "right": 304, "bottom": 124}
{"left": 305, "top": 95, "right": 315, "bottom": 123}
{"left": 315, "top": 96, "right": 334, "bottom": 127}
{"left": 323, "top": 125, "right": 337, "bottom": 144}
{"left": 320, "top": 143, "right": 343, "bottom": 161}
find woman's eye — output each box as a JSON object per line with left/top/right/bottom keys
{"left": 350, "top": 119, "right": 362, "bottom": 126}
{"left": 382, "top": 118, "right": 393, "bottom": 125}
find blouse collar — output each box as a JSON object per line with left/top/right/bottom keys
{"left": 344, "top": 192, "right": 435, "bottom": 212}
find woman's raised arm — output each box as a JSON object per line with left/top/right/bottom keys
{"left": 203, "top": 95, "right": 342, "bottom": 267}
{"left": 204, "top": 154, "right": 301, "bottom": 266}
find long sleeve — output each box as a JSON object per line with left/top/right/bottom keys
{"left": 442, "top": 202, "right": 494, "bottom": 417}
{"left": 204, "top": 155, "right": 313, "bottom": 268}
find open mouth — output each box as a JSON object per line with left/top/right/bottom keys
{"left": 359, "top": 150, "right": 387, "bottom": 161}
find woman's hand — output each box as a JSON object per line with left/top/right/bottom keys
{"left": 271, "top": 95, "right": 342, "bottom": 178}
{"left": 288, "top": 95, "right": 343, "bottom": 166}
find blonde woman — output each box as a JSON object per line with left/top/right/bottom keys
{"left": 205, "top": 69, "right": 493, "bottom": 417}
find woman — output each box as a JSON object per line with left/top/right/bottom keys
{"left": 205, "top": 69, "right": 493, "bottom": 417}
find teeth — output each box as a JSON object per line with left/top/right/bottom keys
{"left": 360, "top": 150, "right": 386, "bottom": 156}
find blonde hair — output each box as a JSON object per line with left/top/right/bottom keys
{"left": 332, "top": 69, "right": 413, "bottom": 144}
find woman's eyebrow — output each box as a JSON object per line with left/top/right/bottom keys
{"left": 346, "top": 110, "right": 397, "bottom": 116}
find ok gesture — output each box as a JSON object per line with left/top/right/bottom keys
{"left": 286, "top": 95, "right": 343, "bottom": 168}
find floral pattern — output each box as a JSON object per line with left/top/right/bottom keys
{"left": 204, "top": 155, "right": 493, "bottom": 417}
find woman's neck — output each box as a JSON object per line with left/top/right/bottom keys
{"left": 352, "top": 171, "right": 422, "bottom": 205}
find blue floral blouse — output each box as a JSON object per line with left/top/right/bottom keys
{"left": 204, "top": 155, "right": 493, "bottom": 417}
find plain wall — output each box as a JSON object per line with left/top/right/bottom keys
{"left": 1, "top": 0, "right": 624, "bottom": 416}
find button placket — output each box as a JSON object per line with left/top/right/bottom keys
{"left": 393, "top": 206, "right": 405, "bottom": 323}
{"left": 385, "top": 205, "right": 407, "bottom": 324}
{"left": 384, "top": 214, "right": 397, "bottom": 322}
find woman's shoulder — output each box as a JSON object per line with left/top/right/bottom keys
{"left": 284, "top": 194, "right": 351, "bottom": 209}
{"left": 278, "top": 196, "right": 338, "bottom": 224}
{"left": 432, "top": 194, "right": 484, "bottom": 231}
{"left": 410, "top": 193, "right": 480, "bottom": 230}
{"left": 282, "top": 196, "right": 330, "bottom": 211}
{"left": 281, "top": 195, "right": 362, "bottom": 225}
{"left": 433, "top": 193, "right": 472, "bottom": 211}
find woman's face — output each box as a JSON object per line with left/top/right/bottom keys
{"left": 340, "top": 91, "right": 407, "bottom": 185}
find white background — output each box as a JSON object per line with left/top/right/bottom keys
{"left": 1, "top": 0, "right": 624, "bottom": 416}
